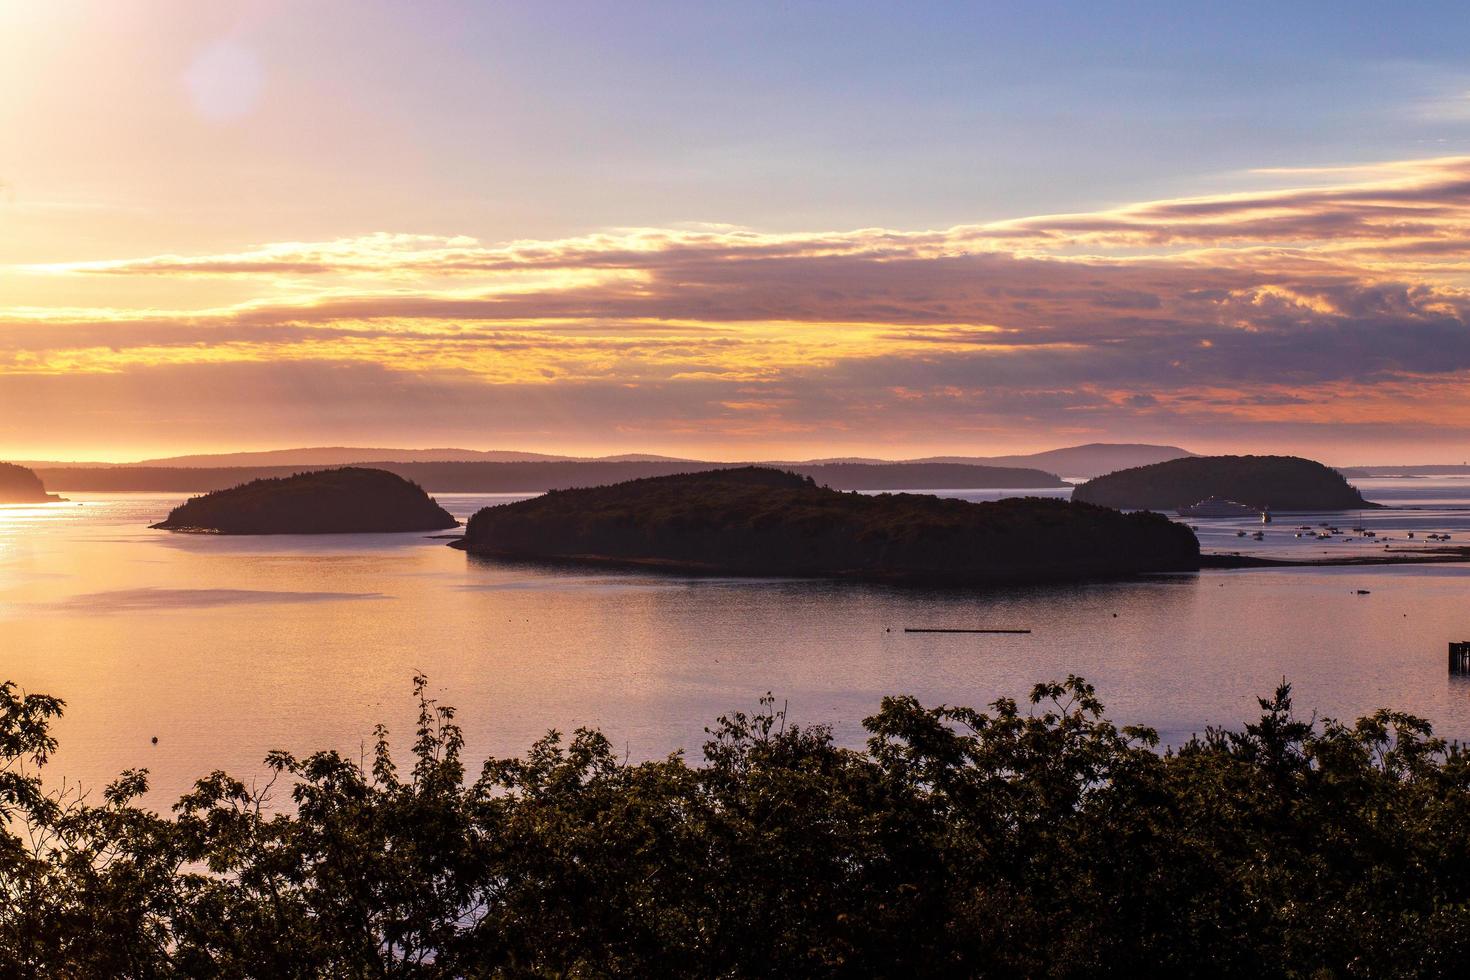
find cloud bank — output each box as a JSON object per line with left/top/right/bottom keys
{"left": 8, "top": 157, "right": 1470, "bottom": 459}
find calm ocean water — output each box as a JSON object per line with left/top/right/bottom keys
{"left": 4, "top": 478, "right": 1470, "bottom": 805}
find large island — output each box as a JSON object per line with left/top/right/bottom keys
{"left": 1072, "top": 455, "right": 1375, "bottom": 512}
{"left": 0, "top": 462, "right": 64, "bottom": 503}
{"left": 455, "top": 467, "right": 1200, "bottom": 584}
{"left": 151, "top": 467, "right": 458, "bottom": 534}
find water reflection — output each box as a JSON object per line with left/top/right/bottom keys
{"left": 33, "top": 587, "right": 387, "bottom": 614}
{"left": 2, "top": 488, "right": 1470, "bottom": 807}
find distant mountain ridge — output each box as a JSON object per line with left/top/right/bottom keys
{"left": 926, "top": 443, "right": 1194, "bottom": 476}
{"left": 34, "top": 442, "right": 1194, "bottom": 478}
{"left": 133, "top": 447, "right": 665, "bottom": 466}
{"left": 35, "top": 461, "right": 1069, "bottom": 494}
{"left": 761, "top": 443, "right": 1192, "bottom": 475}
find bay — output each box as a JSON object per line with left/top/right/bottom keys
{"left": 3, "top": 478, "right": 1469, "bottom": 805}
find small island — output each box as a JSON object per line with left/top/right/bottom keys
{"left": 1071, "top": 455, "right": 1375, "bottom": 512}
{"left": 455, "top": 467, "right": 1199, "bottom": 583}
{"left": 150, "top": 467, "right": 458, "bottom": 534}
{"left": 0, "top": 462, "right": 65, "bottom": 503}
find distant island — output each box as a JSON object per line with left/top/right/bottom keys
{"left": 150, "top": 467, "right": 458, "bottom": 534}
{"left": 1338, "top": 464, "right": 1470, "bottom": 478}
{"left": 82, "top": 441, "right": 1186, "bottom": 479}
{"left": 1072, "top": 455, "right": 1376, "bottom": 512}
{"left": 888, "top": 442, "right": 1193, "bottom": 478}
{"left": 455, "top": 467, "right": 1199, "bottom": 583}
{"left": 39, "top": 460, "right": 1068, "bottom": 495}
{"left": 0, "top": 462, "right": 64, "bottom": 503}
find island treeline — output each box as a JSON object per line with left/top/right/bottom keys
{"left": 0, "top": 463, "right": 63, "bottom": 504}
{"left": 1073, "top": 454, "right": 1375, "bottom": 511}
{"left": 458, "top": 467, "right": 1199, "bottom": 583}
{"left": 4, "top": 673, "right": 1470, "bottom": 976}
{"left": 34, "top": 460, "right": 1068, "bottom": 494}
{"left": 151, "top": 468, "right": 458, "bottom": 534}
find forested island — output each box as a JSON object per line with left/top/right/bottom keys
{"left": 1072, "top": 454, "right": 1375, "bottom": 511}
{"left": 457, "top": 467, "right": 1199, "bottom": 582}
{"left": 0, "top": 463, "right": 63, "bottom": 503}
{"left": 150, "top": 467, "right": 458, "bottom": 534}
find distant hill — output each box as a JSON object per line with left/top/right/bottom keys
{"left": 1338, "top": 465, "right": 1470, "bottom": 478}
{"left": 48, "top": 442, "right": 1189, "bottom": 478}
{"left": 785, "top": 462, "right": 1065, "bottom": 491}
{"left": 38, "top": 460, "right": 1067, "bottom": 494}
{"left": 136, "top": 447, "right": 577, "bottom": 467}
{"left": 767, "top": 443, "right": 1193, "bottom": 477}
{"left": 456, "top": 467, "right": 1200, "bottom": 583}
{"left": 9, "top": 460, "right": 120, "bottom": 469}
{"left": 950, "top": 443, "right": 1194, "bottom": 478}
{"left": 150, "top": 467, "right": 459, "bottom": 534}
{"left": 594, "top": 453, "right": 697, "bottom": 463}
{"left": 1072, "top": 456, "right": 1376, "bottom": 512}
{"left": 0, "top": 462, "right": 64, "bottom": 503}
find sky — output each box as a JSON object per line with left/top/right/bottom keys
{"left": 5, "top": 2, "right": 1470, "bottom": 462}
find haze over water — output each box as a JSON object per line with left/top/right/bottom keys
{"left": 5, "top": 479, "right": 1470, "bottom": 807}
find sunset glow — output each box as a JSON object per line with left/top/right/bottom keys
{"left": 7, "top": 2, "right": 1470, "bottom": 462}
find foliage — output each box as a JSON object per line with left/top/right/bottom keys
{"left": 461, "top": 466, "right": 1200, "bottom": 582}
{"left": 5, "top": 672, "right": 1470, "bottom": 976}
{"left": 151, "top": 467, "right": 459, "bottom": 534}
{"left": 1072, "top": 454, "right": 1375, "bottom": 511}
